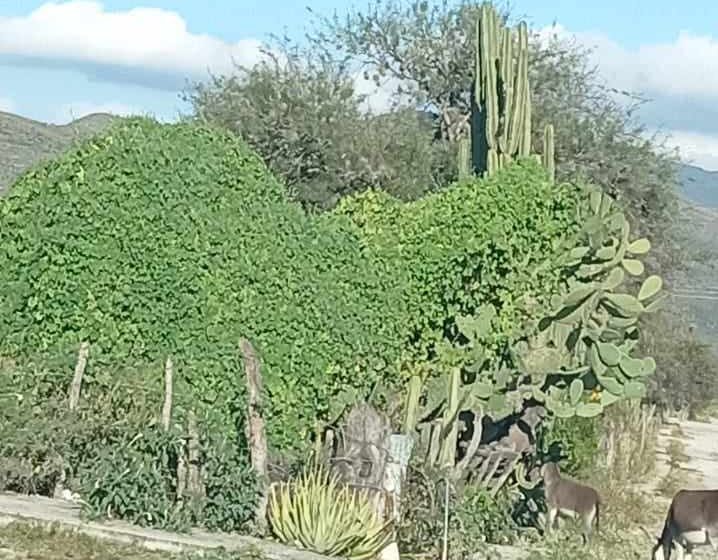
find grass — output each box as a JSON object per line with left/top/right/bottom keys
{"left": 0, "top": 522, "right": 264, "bottom": 560}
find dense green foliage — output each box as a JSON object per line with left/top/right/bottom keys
{"left": 334, "top": 159, "right": 582, "bottom": 355}
{"left": 0, "top": 356, "right": 258, "bottom": 532}
{"left": 0, "top": 117, "right": 590, "bottom": 451}
{"left": 541, "top": 416, "right": 601, "bottom": 477}
{"left": 0, "top": 117, "right": 410, "bottom": 454}
{"left": 0, "top": 116, "right": 612, "bottom": 535}
{"left": 309, "top": 0, "right": 682, "bottom": 269}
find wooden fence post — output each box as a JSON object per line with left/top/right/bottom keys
{"left": 56, "top": 341, "right": 90, "bottom": 499}
{"left": 161, "top": 356, "right": 173, "bottom": 431}
{"left": 68, "top": 341, "right": 89, "bottom": 411}
{"left": 239, "top": 337, "right": 269, "bottom": 534}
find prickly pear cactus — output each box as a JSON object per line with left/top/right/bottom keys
{"left": 512, "top": 185, "right": 664, "bottom": 418}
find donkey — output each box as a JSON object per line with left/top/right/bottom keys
{"left": 650, "top": 489, "right": 718, "bottom": 560}
{"left": 540, "top": 462, "right": 601, "bottom": 545}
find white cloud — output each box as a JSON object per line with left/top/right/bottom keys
{"left": 538, "top": 24, "right": 718, "bottom": 170}
{"left": 352, "top": 72, "right": 411, "bottom": 115}
{"left": 659, "top": 130, "right": 718, "bottom": 172}
{"left": 50, "top": 101, "right": 145, "bottom": 125}
{"left": 537, "top": 24, "right": 718, "bottom": 99}
{"left": 0, "top": 1, "right": 267, "bottom": 90}
{"left": 0, "top": 96, "right": 15, "bottom": 112}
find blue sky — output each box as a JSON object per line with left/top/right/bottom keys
{"left": 1, "top": 0, "right": 718, "bottom": 168}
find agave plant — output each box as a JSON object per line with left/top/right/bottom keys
{"left": 267, "top": 465, "right": 394, "bottom": 559}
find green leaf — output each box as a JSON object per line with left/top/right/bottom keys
{"left": 638, "top": 275, "right": 663, "bottom": 302}
{"left": 596, "top": 373, "right": 624, "bottom": 395}
{"left": 569, "top": 378, "right": 583, "bottom": 405}
{"left": 596, "top": 342, "right": 621, "bottom": 367}
{"left": 603, "top": 267, "right": 625, "bottom": 290}
{"left": 627, "top": 238, "right": 651, "bottom": 255}
{"left": 595, "top": 245, "right": 616, "bottom": 260}
{"left": 561, "top": 284, "right": 597, "bottom": 307}
{"left": 641, "top": 357, "right": 657, "bottom": 376}
{"left": 576, "top": 402, "right": 603, "bottom": 418}
{"left": 470, "top": 381, "right": 495, "bottom": 399}
{"left": 621, "top": 258, "right": 645, "bottom": 276}
{"left": 623, "top": 381, "right": 646, "bottom": 399}
{"left": 602, "top": 293, "right": 645, "bottom": 317}
{"left": 599, "top": 390, "right": 621, "bottom": 407}
{"left": 552, "top": 403, "right": 576, "bottom": 419}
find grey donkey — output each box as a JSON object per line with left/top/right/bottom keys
{"left": 541, "top": 462, "right": 601, "bottom": 545}
{"left": 649, "top": 489, "right": 718, "bottom": 560}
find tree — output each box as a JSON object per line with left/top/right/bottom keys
{"left": 640, "top": 309, "right": 718, "bottom": 417}
{"left": 183, "top": 37, "right": 454, "bottom": 211}
{"left": 308, "top": 0, "right": 683, "bottom": 273}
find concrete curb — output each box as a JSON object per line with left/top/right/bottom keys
{"left": 0, "top": 492, "right": 328, "bottom": 560}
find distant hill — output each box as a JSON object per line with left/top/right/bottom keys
{"left": 0, "top": 110, "right": 118, "bottom": 194}
{"left": 679, "top": 163, "right": 718, "bottom": 208}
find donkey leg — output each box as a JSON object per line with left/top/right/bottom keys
{"left": 706, "top": 528, "right": 718, "bottom": 552}
{"left": 581, "top": 507, "right": 597, "bottom": 546}
{"left": 545, "top": 507, "right": 558, "bottom": 535}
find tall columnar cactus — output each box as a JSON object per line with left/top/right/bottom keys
{"left": 471, "top": 3, "right": 531, "bottom": 176}
{"left": 468, "top": 3, "right": 555, "bottom": 181}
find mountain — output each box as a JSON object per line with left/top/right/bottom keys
{"left": 0, "top": 110, "right": 118, "bottom": 194}
{"left": 679, "top": 163, "right": 718, "bottom": 208}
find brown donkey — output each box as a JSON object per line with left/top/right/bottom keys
{"left": 541, "top": 462, "right": 601, "bottom": 545}
{"left": 649, "top": 489, "right": 718, "bottom": 560}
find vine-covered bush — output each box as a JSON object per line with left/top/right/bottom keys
{"left": 0, "top": 117, "right": 411, "bottom": 454}
{"left": 334, "top": 159, "right": 583, "bottom": 358}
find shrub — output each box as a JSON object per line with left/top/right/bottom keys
{"left": 397, "top": 465, "right": 523, "bottom": 558}
{"left": 641, "top": 310, "right": 718, "bottom": 416}
{"left": 451, "top": 485, "right": 520, "bottom": 547}
{"left": 0, "top": 118, "right": 597, "bottom": 533}
{"left": 0, "top": 358, "right": 257, "bottom": 531}
{"left": 540, "top": 416, "right": 600, "bottom": 477}
{"left": 0, "top": 117, "right": 411, "bottom": 455}
{"left": 334, "top": 158, "right": 583, "bottom": 357}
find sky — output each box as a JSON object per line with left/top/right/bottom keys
{"left": 1, "top": 1, "right": 718, "bottom": 169}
